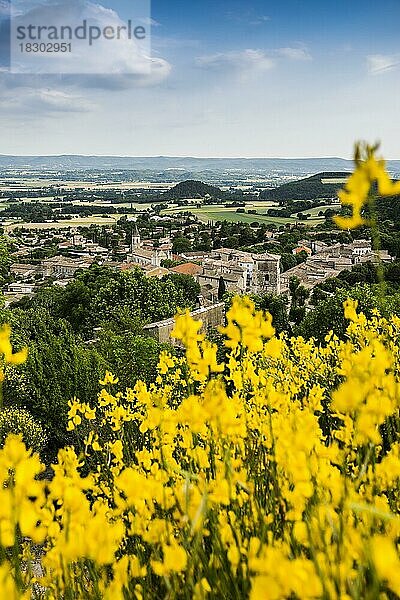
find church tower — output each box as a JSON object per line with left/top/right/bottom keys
{"left": 251, "top": 253, "right": 281, "bottom": 295}
{"left": 131, "top": 223, "right": 141, "bottom": 250}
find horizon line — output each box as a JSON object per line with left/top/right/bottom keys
{"left": 1, "top": 153, "right": 399, "bottom": 162}
{"left": 0, "top": 153, "right": 355, "bottom": 160}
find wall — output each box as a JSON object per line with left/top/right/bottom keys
{"left": 143, "top": 302, "right": 225, "bottom": 346}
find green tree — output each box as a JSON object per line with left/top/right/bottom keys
{"left": 0, "top": 236, "right": 11, "bottom": 287}
{"left": 254, "top": 293, "right": 289, "bottom": 334}
{"left": 162, "top": 274, "right": 200, "bottom": 307}
{"left": 288, "top": 277, "right": 310, "bottom": 325}
{"left": 22, "top": 266, "right": 198, "bottom": 339}
{"left": 296, "top": 285, "right": 400, "bottom": 343}
{"left": 1, "top": 307, "right": 107, "bottom": 455}
{"left": 173, "top": 237, "right": 192, "bottom": 254}
{"left": 97, "top": 330, "right": 168, "bottom": 390}
{"left": 218, "top": 277, "right": 227, "bottom": 301}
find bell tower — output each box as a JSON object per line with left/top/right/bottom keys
{"left": 131, "top": 223, "right": 141, "bottom": 250}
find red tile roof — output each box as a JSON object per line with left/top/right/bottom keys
{"left": 170, "top": 262, "right": 203, "bottom": 276}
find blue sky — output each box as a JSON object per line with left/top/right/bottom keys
{"left": 0, "top": 0, "right": 400, "bottom": 157}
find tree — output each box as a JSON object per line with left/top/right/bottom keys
{"left": 288, "top": 277, "right": 310, "bottom": 325}
{"left": 96, "top": 330, "right": 168, "bottom": 390}
{"left": 0, "top": 236, "right": 11, "bottom": 287}
{"left": 296, "top": 284, "right": 400, "bottom": 343}
{"left": 337, "top": 262, "right": 378, "bottom": 285}
{"left": 1, "top": 307, "right": 107, "bottom": 456}
{"left": 161, "top": 259, "right": 176, "bottom": 269}
{"left": 385, "top": 260, "right": 400, "bottom": 286}
{"left": 173, "top": 237, "right": 192, "bottom": 254}
{"left": 162, "top": 274, "right": 200, "bottom": 307}
{"left": 218, "top": 277, "right": 227, "bottom": 301}
{"left": 193, "top": 232, "right": 212, "bottom": 252}
{"left": 254, "top": 293, "right": 289, "bottom": 334}
{"left": 22, "top": 266, "right": 198, "bottom": 339}
{"left": 281, "top": 253, "right": 298, "bottom": 272}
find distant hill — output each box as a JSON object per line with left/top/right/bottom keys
{"left": 162, "top": 180, "right": 224, "bottom": 200}
{"left": 0, "top": 156, "right": 399, "bottom": 179}
{"left": 0, "top": 155, "right": 356, "bottom": 172}
{"left": 261, "top": 172, "right": 351, "bottom": 202}
{"left": 1, "top": 155, "right": 399, "bottom": 173}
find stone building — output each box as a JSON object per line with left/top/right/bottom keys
{"left": 128, "top": 224, "right": 172, "bottom": 267}
{"left": 198, "top": 248, "right": 281, "bottom": 297}
{"left": 251, "top": 253, "right": 281, "bottom": 295}
{"left": 41, "top": 256, "right": 94, "bottom": 279}
{"left": 143, "top": 303, "right": 225, "bottom": 346}
{"left": 280, "top": 240, "right": 393, "bottom": 293}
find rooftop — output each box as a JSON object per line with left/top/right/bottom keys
{"left": 171, "top": 262, "right": 204, "bottom": 276}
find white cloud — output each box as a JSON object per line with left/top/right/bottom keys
{"left": 0, "top": 0, "right": 9, "bottom": 16}
{"left": 367, "top": 54, "right": 399, "bottom": 75}
{"left": 8, "top": 0, "right": 171, "bottom": 83}
{"left": 277, "top": 47, "right": 312, "bottom": 61}
{"left": 0, "top": 85, "right": 95, "bottom": 113}
{"left": 31, "top": 88, "right": 95, "bottom": 112}
{"left": 142, "top": 17, "right": 161, "bottom": 27}
{"left": 196, "top": 49, "right": 275, "bottom": 74}
{"left": 196, "top": 46, "right": 312, "bottom": 78}
{"left": 62, "top": 57, "right": 172, "bottom": 90}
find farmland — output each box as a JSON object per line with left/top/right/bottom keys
{"left": 161, "top": 200, "right": 336, "bottom": 226}
{"left": 2, "top": 215, "right": 126, "bottom": 232}
{"left": 0, "top": 173, "right": 341, "bottom": 230}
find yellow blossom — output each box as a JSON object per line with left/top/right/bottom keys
{"left": 335, "top": 142, "right": 400, "bottom": 230}
{"left": 151, "top": 541, "right": 187, "bottom": 576}
{"left": 100, "top": 371, "right": 120, "bottom": 385}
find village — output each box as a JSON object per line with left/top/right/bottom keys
{"left": 4, "top": 216, "right": 392, "bottom": 308}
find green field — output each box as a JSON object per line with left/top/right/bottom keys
{"left": 192, "top": 210, "right": 297, "bottom": 225}
{"left": 1, "top": 197, "right": 154, "bottom": 211}
{"left": 0, "top": 179, "right": 173, "bottom": 191}
{"left": 68, "top": 201, "right": 154, "bottom": 211}
{"left": 161, "top": 202, "right": 328, "bottom": 226}
{"left": 0, "top": 195, "right": 340, "bottom": 230}
{"left": 301, "top": 203, "right": 341, "bottom": 217}
{"left": 2, "top": 214, "right": 128, "bottom": 232}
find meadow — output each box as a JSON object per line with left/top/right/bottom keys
{"left": 0, "top": 175, "right": 338, "bottom": 229}
{"left": 0, "top": 197, "right": 329, "bottom": 230}
{"left": 0, "top": 179, "right": 173, "bottom": 191}
{"left": 2, "top": 215, "right": 127, "bottom": 232}
{"left": 161, "top": 201, "right": 331, "bottom": 226}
